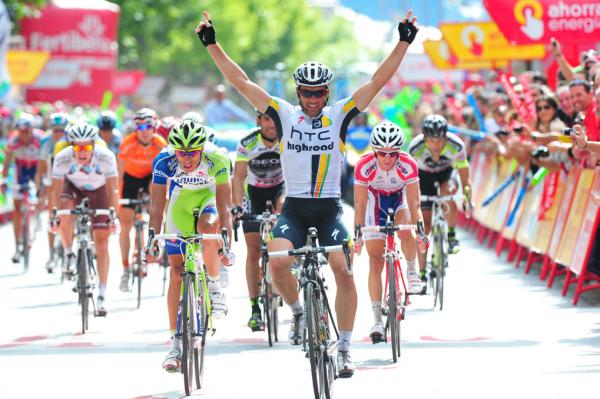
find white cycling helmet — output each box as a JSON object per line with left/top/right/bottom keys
{"left": 181, "top": 111, "right": 204, "bottom": 124}
{"left": 66, "top": 122, "right": 99, "bottom": 143}
{"left": 293, "top": 61, "right": 333, "bottom": 87}
{"left": 370, "top": 121, "right": 405, "bottom": 150}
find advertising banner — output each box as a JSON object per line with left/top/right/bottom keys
{"left": 484, "top": 0, "right": 600, "bottom": 44}
{"left": 439, "top": 21, "right": 546, "bottom": 61}
{"left": 423, "top": 40, "right": 506, "bottom": 70}
{"left": 0, "top": 0, "right": 10, "bottom": 101}
{"left": 21, "top": 1, "right": 120, "bottom": 105}
{"left": 7, "top": 50, "right": 51, "bottom": 85}
{"left": 112, "top": 70, "right": 145, "bottom": 96}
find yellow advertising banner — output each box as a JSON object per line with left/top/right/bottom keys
{"left": 439, "top": 21, "right": 546, "bottom": 62}
{"left": 7, "top": 50, "right": 50, "bottom": 85}
{"left": 423, "top": 40, "right": 507, "bottom": 70}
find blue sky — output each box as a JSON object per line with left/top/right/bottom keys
{"left": 339, "top": 0, "right": 489, "bottom": 24}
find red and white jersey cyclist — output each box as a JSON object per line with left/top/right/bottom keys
{"left": 353, "top": 121, "right": 427, "bottom": 344}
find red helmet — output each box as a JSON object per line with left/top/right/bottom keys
{"left": 157, "top": 116, "right": 179, "bottom": 140}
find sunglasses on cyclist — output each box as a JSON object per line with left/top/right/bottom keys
{"left": 374, "top": 150, "right": 400, "bottom": 159}
{"left": 175, "top": 148, "right": 203, "bottom": 158}
{"left": 73, "top": 144, "right": 94, "bottom": 152}
{"left": 299, "top": 89, "right": 328, "bottom": 99}
{"left": 136, "top": 123, "right": 153, "bottom": 131}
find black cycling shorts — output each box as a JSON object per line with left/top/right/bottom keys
{"left": 272, "top": 197, "right": 350, "bottom": 248}
{"left": 121, "top": 172, "right": 152, "bottom": 208}
{"left": 419, "top": 168, "right": 454, "bottom": 210}
{"left": 242, "top": 183, "right": 285, "bottom": 233}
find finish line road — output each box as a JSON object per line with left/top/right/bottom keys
{"left": 1, "top": 206, "right": 598, "bottom": 398}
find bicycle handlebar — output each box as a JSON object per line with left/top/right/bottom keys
{"left": 54, "top": 208, "right": 115, "bottom": 217}
{"left": 119, "top": 198, "right": 150, "bottom": 206}
{"left": 147, "top": 229, "right": 223, "bottom": 246}
{"left": 420, "top": 194, "right": 461, "bottom": 203}
{"left": 268, "top": 241, "right": 353, "bottom": 275}
{"left": 361, "top": 224, "right": 417, "bottom": 233}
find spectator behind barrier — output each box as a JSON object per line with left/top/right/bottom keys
{"left": 569, "top": 80, "right": 598, "bottom": 141}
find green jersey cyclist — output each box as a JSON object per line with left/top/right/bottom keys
{"left": 143, "top": 119, "right": 234, "bottom": 373}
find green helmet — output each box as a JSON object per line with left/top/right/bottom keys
{"left": 168, "top": 119, "right": 207, "bottom": 150}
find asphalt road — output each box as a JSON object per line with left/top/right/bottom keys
{"left": 1, "top": 205, "right": 599, "bottom": 399}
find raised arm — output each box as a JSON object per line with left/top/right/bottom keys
{"left": 551, "top": 38, "right": 575, "bottom": 82}
{"left": 352, "top": 11, "right": 419, "bottom": 111}
{"left": 197, "top": 11, "right": 271, "bottom": 113}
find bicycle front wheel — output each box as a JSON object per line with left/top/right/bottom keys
{"left": 195, "top": 272, "right": 208, "bottom": 390}
{"left": 77, "top": 249, "right": 89, "bottom": 334}
{"left": 306, "top": 282, "right": 332, "bottom": 399}
{"left": 22, "top": 217, "right": 30, "bottom": 273}
{"left": 135, "top": 228, "right": 144, "bottom": 308}
{"left": 386, "top": 253, "right": 400, "bottom": 362}
{"left": 181, "top": 273, "right": 196, "bottom": 396}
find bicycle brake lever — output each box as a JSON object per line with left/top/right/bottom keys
{"left": 342, "top": 240, "right": 353, "bottom": 276}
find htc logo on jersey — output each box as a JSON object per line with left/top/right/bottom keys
{"left": 290, "top": 127, "right": 331, "bottom": 142}
{"left": 287, "top": 141, "right": 334, "bottom": 153}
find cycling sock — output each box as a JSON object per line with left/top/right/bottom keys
{"left": 290, "top": 299, "right": 303, "bottom": 316}
{"left": 250, "top": 297, "right": 261, "bottom": 315}
{"left": 207, "top": 275, "right": 220, "bottom": 291}
{"left": 338, "top": 330, "right": 352, "bottom": 351}
{"left": 65, "top": 246, "right": 73, "bottom": 256}
{"left": 170, "top": 335, "right": 181, "bottom": 350}
{"left": 406, "top": 260, "right": 417, "bottom": 273}
{"left": 99, "top": 284, "right": 107, "bottom": 299}
{"left": 372, "top": 301, "right": 382, "bottom": 323}
{"left": 122, "top": 259, "right": 129, "bottom": 269}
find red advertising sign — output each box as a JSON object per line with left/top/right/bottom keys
{"left": 20, "top": 1, "right": 120, "bottom": 105}
{"left": 570, "top": 170, "right": 600, "bottom": 275}
{"left": 112, "top": 70, "right": 145, "bottom": 96}
{"left": 484, "top": 0, "right": 600, "bottom": 44}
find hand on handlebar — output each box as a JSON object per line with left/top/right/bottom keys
{"left": 231, "top": 205, "right": 244, "bottom": 222}
{"left": 353, "top": 224, "right": 364, "bottom": 255}
{"left": 143, "top": 243, "right": 161, "bottom": 264}
{"left": 218, "top": 249, "right": 236, "bottom": 267}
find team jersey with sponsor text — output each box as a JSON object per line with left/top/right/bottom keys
{"left": 265, "top": 96, "right": 359, "bottom": 198}
{"left": 51, "top": 145, "right": 118, "bottom": 191}
{"left": 354, "top": 152, "right": 419, "bottom": 195}
{"left": 236, "top": 128, "right": 283, "bottom": 188}
{"left": 407, "top": 133, "right": 469, "bottom": 173}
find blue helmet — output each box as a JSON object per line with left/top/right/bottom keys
{"left": 97, "top": 110, "right": 117, "bottom": 130}
{"left": 49, "top": 112, "right": 70, "bottom": 130}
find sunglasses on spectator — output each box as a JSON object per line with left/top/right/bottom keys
{"left": 73, "top": 144, "right": 94, "bottom": 152}
{"left": 299, "top": 89, "right": 328, "bottom": 99}
{"left": 536, "top": 104, "right": 553, "bottom": 111}
{"left": 175, "top": 148, "right": 203, "bottom": 158}
{"left": 136, "top": 123, "right": 153, "bottom": 131}
{"left": 374, "top": 150, "right": 400, "bottom": 159}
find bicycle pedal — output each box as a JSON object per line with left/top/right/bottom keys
{"left": 370, "top": 334, "right": 385, "bottom": 344}
{"left": 95, "top": 309, "right": 107, "bottom": 317}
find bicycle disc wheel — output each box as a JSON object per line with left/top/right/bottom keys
{"left": 386, "top": 254, "right": 399, "bottom": 363}
{"left": 195, "top": 274, "right": 208, "bottom": 390}
{"left": 181, "top": 274, "right": 195, "bottom": 396}
{"left": 306, "top": 282, "right": 331, "bottom": 399}
{"left": 77, "top": 249, "right": 88, "bottom": 334}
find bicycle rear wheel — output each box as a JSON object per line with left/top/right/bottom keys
{"left": 432, "top": 227, "right": 445, "bottom": 310}
{"left": 306, "top": 282, "right": 332, "bottom": 399}
{"left": 386, "top": 253, "right": 399, "bottom": 363}
{"left": 77, "top": 249, "right": 89, "bottom": 334}
{"left": 181, "top": 273, "right": 196, "bottom": 396}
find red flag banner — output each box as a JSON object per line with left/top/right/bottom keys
{"left": 483, "top": 0, "right": 600, "bottom": 44}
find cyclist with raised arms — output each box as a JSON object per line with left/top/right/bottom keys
{"left": 143, "top": 119, "right": 234, "bottom": 373}
{"left": 50, "top": 122, "right": 119, "bottom": 316}
{"left": 353, "top": 121, "right": 427, "bottom": 342}
{"left": 231, "top": 110, "right": 283, "bottom": 331}
{"left": 197, "top": 8, "right": 419, "bottom": 377}
{"left": 408, "top": 115, "right": 473, "bottom": 280}
{"left": 117, "top": 108, "right": 167, "bottom": 292}
{"left": 2, "top": 113, "right": 44, "bottom": 263}
{"left": 37, "top": 112, "right": 70, "bottom": 271}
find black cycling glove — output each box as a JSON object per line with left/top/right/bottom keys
{"left": 398, "top": 18, "right": 418, "bottom": 44}
{"left": 197, "top": 20, "right": 216, "bottom": 46}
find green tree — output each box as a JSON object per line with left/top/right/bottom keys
{"left": 112, "top": 0, "right": 360, "bottom": 85}
{"left": 4, "top": 0, "right": 46, "bottom": 31}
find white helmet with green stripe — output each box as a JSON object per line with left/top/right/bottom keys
{"left": 168, "top": 119, "right": 207, "bottom": 150}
